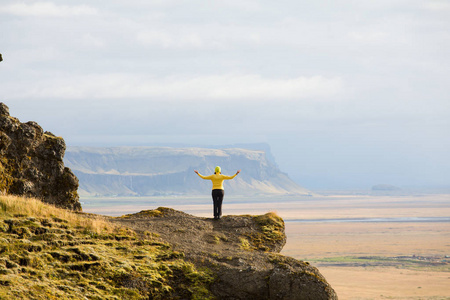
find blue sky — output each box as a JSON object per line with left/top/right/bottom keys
{"left": 1, "top": 0, "right": 449, "bottom": 189}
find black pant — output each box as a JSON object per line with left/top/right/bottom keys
{"left": 212, "top": 189, "right": 224, "bottom": 218}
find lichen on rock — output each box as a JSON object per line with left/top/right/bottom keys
{"left": 114, "top": 208, "right": 338, "bottom": 299}
{"left": 0, "top": 102, "right": 81, "bottom": 210}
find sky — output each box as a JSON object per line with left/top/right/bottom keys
{"left": 1, "top": 0, "right": 449, "bottom": 190}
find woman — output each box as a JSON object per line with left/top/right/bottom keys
{"left": 194, "top": 166, "right": 241, "bottom": 220}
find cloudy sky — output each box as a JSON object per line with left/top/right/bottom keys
{"left": 1, "top": 0, "right": 449, "bottom": 190}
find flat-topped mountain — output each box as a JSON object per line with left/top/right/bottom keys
{"left": 65, "top": 146, "right": 310, "bottom": 197}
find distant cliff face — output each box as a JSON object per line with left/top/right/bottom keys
{"left": 65, "top": 146, "right": 310, "bottom": 197}
{"left": 0, "top": 103, "right": 81, "bottom": 210}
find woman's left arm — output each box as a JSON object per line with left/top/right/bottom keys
{"left": 194, "top": 170, "right": 212, "bottom": 180}
{"left": 224, "top": 170, "right": 241, "bottom": 179}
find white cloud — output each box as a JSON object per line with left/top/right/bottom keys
{"left": 348, "top": 31, "right": 389, "bottom": 44}
{"left": 136, "top": 30, "right": 204, "bottom": 49}
{"left": 6, "top": 73, "right": 344, "bottom": 101}
{"left": 0, "top": 2, "right": 98, "bottom": 17}
{"left": 424, "top": 0, "right": 450, "bottom": 11}
{"left": 135, "top": 26, "right": 254, "bottom": 50}
{"left": 80, "top": 34, "right": 105, "bottom": 49}
{"left": 1, "top": 0, "right": 448, "bottom": 188}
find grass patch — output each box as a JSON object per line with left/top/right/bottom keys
{"left": 242, "top": 212, "right": 285, "bottom": 251}
{"left": 0, "top": 195, "right": 216, "bottom": 299}
{"left": 0, "top": 195, "right": 113, "bottom": 235}
{"left": 119, "top": 207, "right": 177, "bottom": 219}
{"left": 239, "top": 237, "right": 252, "bottom": 251}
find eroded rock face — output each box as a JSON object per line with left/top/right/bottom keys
{"left": 65, "top": 146, "right": 312, "bottom": 197}
{"left": 114, "top": 208, "right": 338, "bottom": 299}
{"left": 0, "top": 102, "right": 81, "bottom": 210}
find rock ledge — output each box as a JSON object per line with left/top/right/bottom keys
{"left": 113, "top": 208, "right": 338, "bottom": 299}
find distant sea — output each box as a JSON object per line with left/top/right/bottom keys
{"left": 287, "top": 217, "right": 450, "bottom": 223}
{"left": 80, "top": 195, "right": 295, "bottom": 217}
{"left": 80, "top": 194, "right": 450, "bottom": 223}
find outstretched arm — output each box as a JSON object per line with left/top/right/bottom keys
{"left": 223, "top": 169, "right": 241, "bottom": 180}
{"left": 194, "top": 170, "right": 212, "bottom": 180}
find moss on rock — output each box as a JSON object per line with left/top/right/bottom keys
{"left": 0, "top": 102, "right": 80, "bottom": 210}
{"left": 0, "top": 195, "right": 216, "bottom": 299}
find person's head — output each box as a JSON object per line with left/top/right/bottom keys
{"left": 214, "top": 166, "right": 221, "bottom": 174}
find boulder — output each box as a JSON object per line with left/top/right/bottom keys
{"left": 0, "top": 102, "right": 81, "bottom": 210}
{"left": 114, "top": 208, "right": 338, "bottom": 299}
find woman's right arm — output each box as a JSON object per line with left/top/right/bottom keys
{"left": 194, "top": 170, "right": 211, "bottom": 180}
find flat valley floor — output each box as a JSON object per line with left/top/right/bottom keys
{"left": 83, "top": 193, "right": 450, "bottom": 300}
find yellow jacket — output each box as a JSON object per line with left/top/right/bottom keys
{"left": 196, "top": 173, "right": 237, "bottom": 190}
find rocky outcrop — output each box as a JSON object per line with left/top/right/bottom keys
{"left": 113, "top": 208, "right": 338, "bottom": 299}
{"left": 0, "top": 102, "right": 81, "bottom": 210}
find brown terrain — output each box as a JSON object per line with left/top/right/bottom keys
{"left": 84, "top": 193, "right": 450, "bottom": 299}
{"left": 280, "top": 194, "right": 450, "bottom": 300}
{"left": 111, "top": 208, "right": 338, "bottom": 299}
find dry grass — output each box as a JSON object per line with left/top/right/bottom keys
{"left": 0, "top": 195, "right": 115, "bottom": 234}
{"left": 0, "top": 194, "right": 215, "bottom": 299}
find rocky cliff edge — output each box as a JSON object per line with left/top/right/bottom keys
{"left": 0, "top": 103, "right": 81, "bottom": 210}
{"left": 113, "top": 208, "right": 338, "bottom": 299}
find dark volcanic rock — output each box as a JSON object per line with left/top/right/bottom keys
{"left": 0, "top": 102, "right": 81, "bottom": 210}
{"left": 113, "top": 208, "right": 338, "bottom": 299}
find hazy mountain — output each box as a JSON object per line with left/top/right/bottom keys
{"left": 65, "top": 146, "right": 310, "bottom": 197}
{"left": 372, "top": 184, "right": 401, "bottom": 191}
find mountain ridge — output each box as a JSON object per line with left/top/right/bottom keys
{"left": 65, "top": 146, "right": 310, "bottom": 197}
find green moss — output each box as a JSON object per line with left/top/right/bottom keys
{"left": 239, "top": 237, "right": 252, "bottom": 251}
{"left": 267, "top": 254, "right": 325, "bottom": 282}
{"left": 7, "top": 116, "right": 20, "bottom": 124}
{"left": 119, "top": 207, "right": 176, "bottom": 219}
{"left": 120, "top": 210, "right": 163, "bottom": 219}
{"left": 0, "top": 196, "right": 216, "bottom": 299}
{"left": 43, "top": 133, "right": 63, "bottom": 140}
{"left": 242, "top": 212, "right": 285, "bottom": 251}
{"left": 269, "top": 253, "right": 296, "bottom": 268}
{"left": 0, "top": 157, "right": 13, "bottom": 194}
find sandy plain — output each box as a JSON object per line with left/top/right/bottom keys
{"left": 279, "top": 193, "right": 450, "bottom": 300}
{"left": 282, "top": 222, "right": 450, "bottom": 300}
{"left": 83, "top": 193, "right": 450, "bottom": 299}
